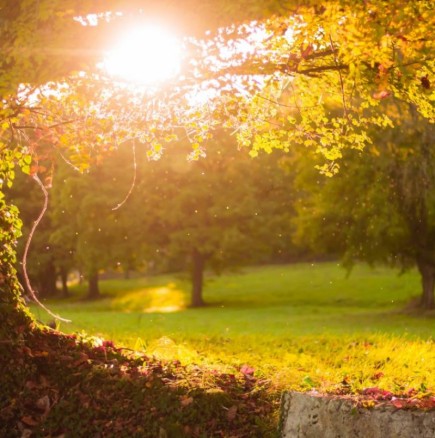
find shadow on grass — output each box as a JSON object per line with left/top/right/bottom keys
{"left": 0, "top": 329, "right": 277, "bottom": 437}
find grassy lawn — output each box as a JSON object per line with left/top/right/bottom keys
{"left": 32, "top": 262, "right": 434, "bottom": 396}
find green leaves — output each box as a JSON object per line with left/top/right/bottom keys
{"left": 293, "top": 105, "right": 435, "bottom": 307}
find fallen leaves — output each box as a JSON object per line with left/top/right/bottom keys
{"left": 4, "top": 327, "right": 433, "bottom": 438}
{"left": 357, "top": 387, "right": 435, "bottom": 410}
{"left": 362, "top": 387, "right": 393, "bottom": 401}
{"left": 1, "top": 329, "right": 277, "bottom": 437}
{"left": 72, "top": 352, "right": 89, "bottom": 367}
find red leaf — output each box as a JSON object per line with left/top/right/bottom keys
{"left": 372, "top": 372, "right": 384, "bottom": 381}
{"left": 227, "top": 405, "right": 237, "bottom": 421}
{"left": 391, "top": 399, "right": 404, "bottom": 409}
{"left": 240, "top": 365, "right": 255, "bottom": 376}
{"left": 36, "top": 395, "right": 51, "bottom": 416}
{"left": 21, "top": 416, "right": 39, "bottom": 427}
{"left": 406, "top": 388, "right": 417, "bottom": 396}
{"left": 32, "top": 350, "right": 49, "bottom": 358}
{"left": 25, "top": 381, "right": 38, "bottom": 390}
{"left": 22, "top": 346, "right": 33, "bottom": 357}
{"left": 363, "top": 387, "right": 393, "bottom": 400}
{"left": 73, "top": 353, "right": 89, "bottom": 367}
{"left": 421, "top": 75, "right": 430, "bottom": 89}
{"left": 373, "top": 90, "right": 391, "bottom": 100}
{"left": 180, "top": 396, "right": 193, "bottom": 407}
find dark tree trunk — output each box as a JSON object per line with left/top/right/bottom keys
{"left": 191, "top": 249, "right": 205, "bottom": 307}
{"left": 87, "top": 271, "right": 100, "bottom": 300}
{"left": 37, "top": 262, "right": 58, "bottom": 298}
{"left": 60, "top": 268, "right": 69, "bottom": 298}
{"left": 416, "top": 259, "right": 435, "bottom": 310}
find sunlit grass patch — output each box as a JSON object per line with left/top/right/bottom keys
{"left": 257, "top": 335, "right": 435, "bottom": 395}
{"left": 31, "top": 263, "right": 434, "bottom": 398}
{"left": 110, "top": 282, "right": 187, "bottom": 313}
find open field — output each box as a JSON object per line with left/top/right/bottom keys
{"left": 32, "top": 263, "right": 435, "bottom": 396}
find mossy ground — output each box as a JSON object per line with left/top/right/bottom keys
{"left": 0, "top": 328, "right": 277, "bottom": 437}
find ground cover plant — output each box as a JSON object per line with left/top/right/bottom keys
{"left": 0, "top": 328, "right": 276, "bottom": 437}
{"left": 30, "top": 264, "right": 435, "bottom": 416}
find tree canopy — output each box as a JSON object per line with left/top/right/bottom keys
{"left": 294, "top": 105, "right": 435, "bottom": 308}
{"left": 1, "top": 0, "right": 433, "bottom": 176}
{"left": 16, "top": 138, "right": 295, "bottom": 305}
{"left": 0, "top": 0, "right": 434, "bottom": 332}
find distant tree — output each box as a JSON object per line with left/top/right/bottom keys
{"left": 136, "top": 138, "right": 296, "bottom": 306}
{"left": 38, "top": 141, "right": 295, "bottom": 305}
{"left": 50, "top": 155, "right": 150, "bottom": 299}
{"left": 295, "top": 106, "right": 435, "bottom": 309}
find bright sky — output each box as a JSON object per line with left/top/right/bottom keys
{"left": 103, "top": 25, "right": 182, "bottom": 84}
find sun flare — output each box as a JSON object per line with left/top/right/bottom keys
{"left": 104, "top": 25, "right": 182, "bottom": 84}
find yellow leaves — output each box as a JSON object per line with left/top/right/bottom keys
{"left": 315, "top": 162, "right": 340, "bottom": 177}
{"left": 317, "top": 144, "right": 342, "bottom": 162}
{"left": 0, "top": 0, "right": 432, "bottom": 192}
{"left": 370, "top": 146, "right": 381, "bottom": 157}
{"left": 164, "top": 133, "right": 178, "bottom": 143}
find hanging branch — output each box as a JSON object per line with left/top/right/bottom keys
{"left": 329, "top": 34, "right": 348, "bottom": 118}
{"left": 112, "top": 140, "right": 137, "bottom": 211}
{"left": 21, "top": 174, "right": 71, "bottom": 323}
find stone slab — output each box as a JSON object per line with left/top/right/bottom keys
{"left": 280, "top": 392, "right": 435, "bottom": 438}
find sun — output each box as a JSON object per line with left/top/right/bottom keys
{"left": 103, "top": 25, "right": 182, "bottom": 84}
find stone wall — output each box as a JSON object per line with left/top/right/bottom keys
{"left": 280, "top": 392, "right": 435, "bottom": 438}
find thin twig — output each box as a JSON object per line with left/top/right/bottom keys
{"left": 257, "top": 94, "right": 321, "bottom": 110}
{"left": 14, "top": 118, "right": 81, "bottom": 130}
{"left": 57, "top": 150, "right": 82, "bottom": 173}
{"left": 112, "top": 141, "right": 137, "bottom": 211}
{"left": 257, "top": 117, "right": 285, "bottom": 128}
{"left": 22, "top": 174, "right": 71, "bottom": 323}
{"left": 329, "top": 35, "right": 347, "bottom": 118}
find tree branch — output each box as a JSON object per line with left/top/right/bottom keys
{"left": 329, "top": 35, "right": 348, "bottom": 118}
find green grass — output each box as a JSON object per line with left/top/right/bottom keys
{"left": 32, "top": 262, "right": 435, "bottom": 396}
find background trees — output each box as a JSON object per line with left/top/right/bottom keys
{"left": 294, "top": 105, "right": 435, "bottom": 309}
{"left": 49, "top": 155, "right": 150, "bottom": 299}
{"left": 1, "top": 0, "right": 433, "bottom": 335}
{"left": 134, "top": 138, "right": 296, "bottom": 306}
{"left": 37, "top": 136, "right": 296, "bottom": 306}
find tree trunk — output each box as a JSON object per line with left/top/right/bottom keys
{"left": 416, "top": 259, "right": 435, "bottom": 310}
{"left": 60, "top": 268, "right": 69, "bottom": 298}
{"left": 37, "top": 262, "right": 58, "bottom": 298}
{"left": 87, "top": 271, "right": 100, "bottom": 300}
{"left": 191, "top": 248, "right": 205, "bottom": 307}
